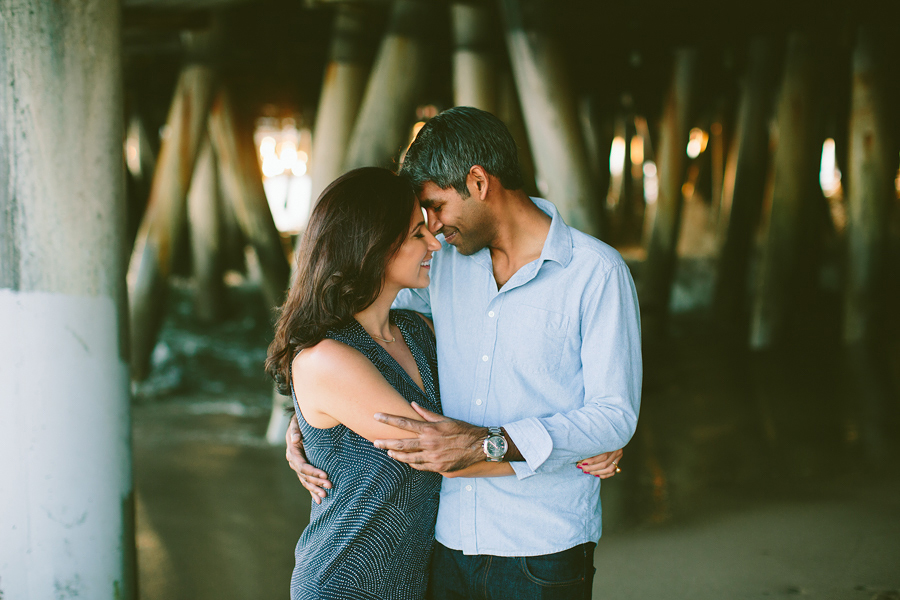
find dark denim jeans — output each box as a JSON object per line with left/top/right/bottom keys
{"left": 427, "top": 541, "right": 596, "bottom": 600}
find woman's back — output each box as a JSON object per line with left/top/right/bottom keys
{"left": 290, "top": 309, "right": 442, "bottom": 600}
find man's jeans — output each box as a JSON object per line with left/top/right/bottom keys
{"left": 427, "top": 541, "right": 596, "bottom": 600}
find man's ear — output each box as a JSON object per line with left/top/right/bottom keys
{"left": 468, "top": 165, "right": 490, "bottom": 201}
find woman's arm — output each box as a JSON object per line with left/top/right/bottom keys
{"left": 292, "top": 339, "right": 429, "bottom": 442}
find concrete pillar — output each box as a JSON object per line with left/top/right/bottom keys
{"left": 343, "top": 0, "right": 436, "bottom": 170}
{"left": 452, "top": 2, "right": 498, "bottom": 114}
{"left": 499, "top": 0, "right": 603, "bottom": 237}
{"left": 0, "top": 1, "right": 135, "bottom": 598}
{"left": 498, "top": 70, "right": 539, "bottom": 196}
{"left": 188, "top": 135, "right": 224, "bottom": 322}
{"left": 750, "top": 33, "right": 823, "bottom": 349}
{"left": 309, "top": 4, "right": 374, "bottom": 207}
{"left": 713, "top": 38, "right": 777, "bottom": 328}
{"left": 843, "top": 27, "right": 895, "bottom": 345}
{"left": 641, "top": 49, "right": 699, "bottom": 334}
{"left": 128, "top": 47, "right": 217, "bottom": 380}
{"left": 208, "top": 87, "right": 290, "bottom": 309}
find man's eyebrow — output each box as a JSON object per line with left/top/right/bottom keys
{"left": 418, "top": 198, "right": 436, "bottom": 208}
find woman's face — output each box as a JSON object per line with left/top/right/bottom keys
{"left": 384, "top": 200, "right": 442, "bottom": 291}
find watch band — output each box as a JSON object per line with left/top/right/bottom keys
{"left": 483, "top": 427, "right": 508, "bottom": 462}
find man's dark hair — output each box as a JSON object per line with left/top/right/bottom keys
{"left": 400, "top": 106, "right": 524, "bottom": 197}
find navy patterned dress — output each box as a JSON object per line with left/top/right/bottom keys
{"left": 289, "top": 309, "right": 443, "bottom": 600}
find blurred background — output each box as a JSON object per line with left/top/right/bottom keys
{"left": 1, "top": 0, "right": 899, "bottom": 598}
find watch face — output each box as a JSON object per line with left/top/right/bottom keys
{"left": 486, "top": 436, "right": 507, "bottom": 458}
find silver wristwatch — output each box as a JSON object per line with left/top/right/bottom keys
{"left": 483, "top": 427, "right": 508, "bottom": 462}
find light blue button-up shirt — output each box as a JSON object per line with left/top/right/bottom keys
{"left": 394, "top": 197, "right": 642, "bottom": 557}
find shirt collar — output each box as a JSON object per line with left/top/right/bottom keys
{"left": 532, "top": 197, "right": 574, "bottom": 268}
{"left": 459, "top": 197, "right": 574, "bottom": 271}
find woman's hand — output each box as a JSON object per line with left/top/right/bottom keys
{"left": 285, "top": 414, "right": 332, "bottom": 504}
{"left": 576, "top": 448, "right": 624, "bottom": 479}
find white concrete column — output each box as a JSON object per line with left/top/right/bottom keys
{"left": 0, "top": 1, "right": 135, "bottom": 598}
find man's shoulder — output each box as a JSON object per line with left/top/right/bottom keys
{"left": 567, "top": 227, "right": 627, "bottom": 275}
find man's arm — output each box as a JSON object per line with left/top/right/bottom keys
{"left": 375, "top": 264, "right": 641, "bottom": 476}
{"left": 503, "top": 263, "right": 641, "bottom": 476}
{"left": 374, "top": 403, "right": 625, "bottom": 476}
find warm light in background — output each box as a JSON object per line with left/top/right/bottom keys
{"left": 255, "top": 119, "right": 312, "bottom": 233}
{"left": 125, "top": 119, "right": 143, "bottom": 177}
{"left": 609, "top": 136, "right": 626, "bottom": 176}
{"left": 643, "top": 161, "right": 659, "bottom": 203}
{"left": 686, "top": 128, "right": 708, "bottom": 159}
{"left": 819, "top": 138, "right": 842, "bottom": 198}
{"left": 630, "top": 135, "right": 644, "bottom": 166}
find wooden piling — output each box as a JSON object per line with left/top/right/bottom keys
{"left": 188, "top": 134, "right": 224, "bottom": 322}
{"left": 749, "top": 33, "right": 824, "bottom": 349}
{"left": 452, "top": 2, "right": 498, "bottom": 114}
{"left": 309, "top": 4, "right": 374, "bottom": 207}
{"left": 128, "top": 53, "right": 217, "bottom": 381}
{"left": 208, "top": 87, "right": 290, "bottom": 309}
{"left": 713, "top": 38, "right": 777, "bottom": 329}
{"left": 641, "top": 49, "right": 699, "bottom": 335}
{"left": 0, "top": 0, "right": 135, "bottom": 596}
{"left": 843, "top": 27, "right": 895, "bottom": 346}
{"left": 343, "top": 0, "right": 436, "bottom": 170}
{"left": 499, "top": 0, "right": 603, "bottom": 238}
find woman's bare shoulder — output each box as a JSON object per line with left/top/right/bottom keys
{"left": 292, "top": 338, "right": 379, "bottom": 385}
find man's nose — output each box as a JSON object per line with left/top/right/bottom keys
{"left": 426, "top": 209, "right": 442, "bottom": 233}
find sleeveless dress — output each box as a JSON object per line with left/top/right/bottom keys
{"left": 289, "top": 309, "right": 443, "bottom": 600}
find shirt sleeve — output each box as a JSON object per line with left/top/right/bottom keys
{"left": 393, "top": 285, "right": 433, "bottom": 318}
{"left": 504, "top": 263, "right": 642, "bottom": 478}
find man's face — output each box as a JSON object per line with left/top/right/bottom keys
{"left": 417, "top": 180, "right": 494, "bottom": 256}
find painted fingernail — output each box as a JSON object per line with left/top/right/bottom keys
{"left": 576, "top": 465, "right": 583, "bottom": 470}
{"left": 594, "top": 474, "right": 600, "bottom": 478}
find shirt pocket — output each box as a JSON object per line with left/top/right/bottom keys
{"left": 497, "top": 304, "right": 569, "bottom": 373}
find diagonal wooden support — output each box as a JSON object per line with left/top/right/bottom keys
{"left": 208, "top": 86, "right": 290, "bottom": 310}
{"left": 499, "top": 0, "right": 603, "bottom": 238}
{"left": 128, "top": 60, "right": 217, "bottom": 381}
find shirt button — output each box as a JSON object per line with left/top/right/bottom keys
{"left": 475, "top": 399, "right": 482, "bottom": 405}
{"left": 488, "top": 311, "right": 495, "bottom": 318}
{"left": 465, "top": 485, "right": 472, "bottom": 492}
{"left": 482, "top": 355, "right": 489, "bottom": 362}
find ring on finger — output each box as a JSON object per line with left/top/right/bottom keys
{"left": 612, "top": 461, "right": 621, "bottom": 473}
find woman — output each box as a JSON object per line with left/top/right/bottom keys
{"left": 267, "top": 167, "right": 621, "bottom": 599}
{"left": 266, "top": 168, "right": 514, "bottom": 600}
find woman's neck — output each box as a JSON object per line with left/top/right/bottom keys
{"left": 354, "top": 286, "right": 398, "bottom": 341}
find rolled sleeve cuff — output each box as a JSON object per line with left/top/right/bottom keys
{"left": 504, "top": 417, "right": 553, "bottom": 480}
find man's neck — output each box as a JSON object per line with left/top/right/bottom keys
{"left": 487, "top": 191, "right": 551, "bottom": 289}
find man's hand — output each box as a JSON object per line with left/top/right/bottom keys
{"left": 374, "top": 402, "right": 488, "bottom": 472}
{"left": 577, "top": 448, "right": 624, "bottom": 479}
{"left": 285, "top": 414, "right": 332, "bottom": 504}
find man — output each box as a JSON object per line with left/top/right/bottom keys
{"left": 288, "top": 107, "right": 641, "bottom": 599}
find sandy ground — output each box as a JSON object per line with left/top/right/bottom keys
{"left": 133, "top": 282, "right": 900, "bottom": 599}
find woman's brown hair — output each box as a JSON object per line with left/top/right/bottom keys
{"left": 265, "top": 167, "right": 417, "bottom": 395}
